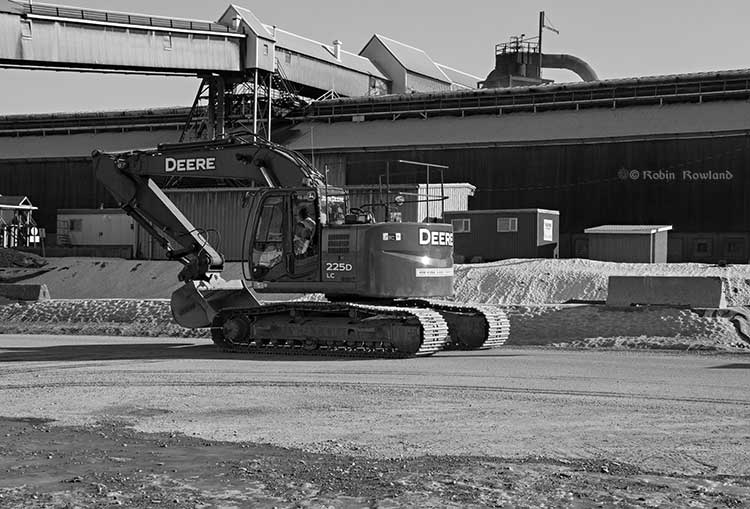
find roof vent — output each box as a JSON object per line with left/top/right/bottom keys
{"left": 332, "top": 40, "right": 342, "bottom": 60}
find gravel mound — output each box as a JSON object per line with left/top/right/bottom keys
{"left": 506, "top": 305, "right": 748, "bottom": 351}
{"left": 0, "top": 299, "right": 208, "bottom": 338}
{"left": 454, "top": 258, "right": 750, "bottom": 306}
{"left": 0, "top": 248, "right": 47, "bottom": 268}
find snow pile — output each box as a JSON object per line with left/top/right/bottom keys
{"left": 454, "top": 259, "right": 750, "bottom": 306}
{"left": 505, "top": 305, "right": 748, "bottom": 351}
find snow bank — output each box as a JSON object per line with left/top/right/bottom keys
{"left": 454, "top": 259, "right": 750, "bottom": 306}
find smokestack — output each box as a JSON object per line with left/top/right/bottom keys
{"left": 332, "top": 40, "right": 342, "bottom": 60}
{"left": 231, "top": 16, "right": 241, "bottom": 32}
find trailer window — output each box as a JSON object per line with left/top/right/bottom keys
{"left": 451, "top": 218, "right": 470, "bottom": 233}
{"left": 497, "top": 217, "right": 518, "bottom": 232}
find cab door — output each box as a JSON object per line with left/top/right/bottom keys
{"left": 248, "top": 190, "right": 320, "bottom": 283}
{"left": 289, "top": 190, "right": 320, "bottom": 282}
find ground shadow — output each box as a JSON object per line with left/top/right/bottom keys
{"left": 0, "top": 342, "right": 411, "bottom": 363}
{"left": 708, "top": 363, "right": 750, "bottom": 370}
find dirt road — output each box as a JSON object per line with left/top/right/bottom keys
{"left": 1, "top": 335, "right": 749, "bottom": 507}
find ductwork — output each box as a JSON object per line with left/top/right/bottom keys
{"left": 540, "top": 53, "right": 598, "bottom": 82}
{"left": 482, "top": 51, "right": 598, "bottom": 88}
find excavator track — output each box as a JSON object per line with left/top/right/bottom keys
{"left": 398, "top": 300, "right": 510, "bottom": 350}
{"left": 210, "top": 301, "right": 450, "bottom": 358}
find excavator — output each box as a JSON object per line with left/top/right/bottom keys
{"left": 92, "top": 135, "right": 509, "bottom": 357}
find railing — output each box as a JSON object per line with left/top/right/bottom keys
{"left": 1, "top": 224, "right": 42, "bottom": 249}
{"left": 496, "top": 37, "right": 539, "bottom": 55}
{"left": 295, "top": 73, "right": 750, "bottom": 122}
{"left": 25, "top": 2, "right": 232, "bottom": 33}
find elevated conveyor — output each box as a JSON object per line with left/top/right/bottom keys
{"left": 0, "top": 1, "right": 243, "bottom": 74}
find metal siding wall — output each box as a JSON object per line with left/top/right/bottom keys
{"left": 417, "top": 183, "right": 473, "bottom": 220}
{"left": 341, "top": 134, "right": 750, "bottom": 235}
{"left": 0, "top": 158, "right": 115, "bottom": 235}
{"left": 283, "top": 52, "right": 373, "bottom": 97}
{"left": 5, "top": 17, "right": 239, "bottom": 71}
{"left": 654, "top": 231, "right": 668, "bottom": 263}
{"left": 406, "top": 73, "right": 451, "bottom": 93}
{"left": 165, "top": 189, "right": 248, "bottom": 261}
{"left": 590, "top": 234, "right": 653, "bottom": 263}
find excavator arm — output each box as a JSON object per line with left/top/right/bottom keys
{"left": 92, "top": 136, "right": 325, "bottom": 327}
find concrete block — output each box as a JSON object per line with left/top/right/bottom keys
{"left": 606, "top": 276, "right": 726, "bottom": 308}
{"left": 0, "top": 283, "right": 51, "bottom": 301}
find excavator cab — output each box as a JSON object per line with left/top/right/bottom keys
{"left": 249, "top": 188, "right": 321, "bottom": 283}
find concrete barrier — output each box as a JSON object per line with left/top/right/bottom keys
{"left": 606, "top": 276, "right": 727, "bottom": 308}
{"left": 0, "top": 283, "right": 51, "bottom": 302}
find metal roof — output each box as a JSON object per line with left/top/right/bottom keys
{"left": 58, "top": 208, "right": 126, "bottom": 215}
{"left": 436, "top": 63, "right": 480, "bottom": 89}
{"left": 369, "top": 34, "right": 449, "bottom": 82}
{"left": 584, "top": 225, "right": 673, "bottom": 234}
{"left": 0, "top": 195, "right": 37, "bottom": 209}
{"left": 445, "top": 208, "right": 560, "bottom": 216}
{"left": 309, "top": 68, "right": 750, "bottom": 108}
{"left": 229, "top": 5, "right": 273, "bottom": 38}
{"left": 270, "top": 26, "right": 387, "bottom": 79}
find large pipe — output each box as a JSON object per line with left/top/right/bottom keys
{"left": 540, "top": 53, "right": 598, "bottom": 82}
{"left": 482, "top": 51, "right": 598, "bottom": 88}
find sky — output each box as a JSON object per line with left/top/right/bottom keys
{"left": 1, "top": 0, "right": 749, "bottom": 114}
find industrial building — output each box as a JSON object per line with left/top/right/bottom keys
{"left": 1, "top": 1, "right": 748, "bottom": 263}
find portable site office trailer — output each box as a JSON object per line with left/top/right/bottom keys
{"left": 444, "top": 208, "right": 559, "bottom": 262}
{"left": 57, "top": 209, "right": 136, "bottom": 255}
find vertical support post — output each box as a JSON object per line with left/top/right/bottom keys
{"left": 252, "top": 70, "right": 258, "bottom": 136}
{"left": 216, "top": 76, "right": 226, "bottom": 139}
{"left": 425, "top": 164, "right": 430, "bottom": 221}
{"left": 267, "top": 71, "right": 273, "bottom": 141}
{"left": 440, "top": 168, "right": 445, "bottom": 219}
{"left": 207, "top": 78, "right": 216, "bottom": 141}
{"left": 538, "top": 11, "right": 544, "bottom": 73}
{"left": 384, "top": 161, "right": 389, "bottom": 222}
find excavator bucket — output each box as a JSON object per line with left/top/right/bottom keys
{"left": 170, "top": 279, "right": 261, "bottom": 329}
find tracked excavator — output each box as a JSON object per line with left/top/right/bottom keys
{"left": 92, "top": 136, "right": 509, "bottom": 357}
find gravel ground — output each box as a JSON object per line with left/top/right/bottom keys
{"left": 1, "top": 336, "right": 749, "bottom": 508}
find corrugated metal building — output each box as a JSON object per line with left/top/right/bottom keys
{"left": 359, "top": 35, "right": 479, "bottom": 94}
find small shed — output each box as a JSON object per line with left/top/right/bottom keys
{"left": 584, "top": 225, "right": 672, "bottom": 263}
{"left": 444, "top": 208, "right": 559, "bottom": 262}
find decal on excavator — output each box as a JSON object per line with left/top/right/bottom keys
{"left": 415, "top": 267, "right": 454, "bottom": 278}
{"left": 418, "top": 228, "right": 453, "bottom": 246}
{"left": 165, "top": 157, "right": 216, "bottom": 172}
